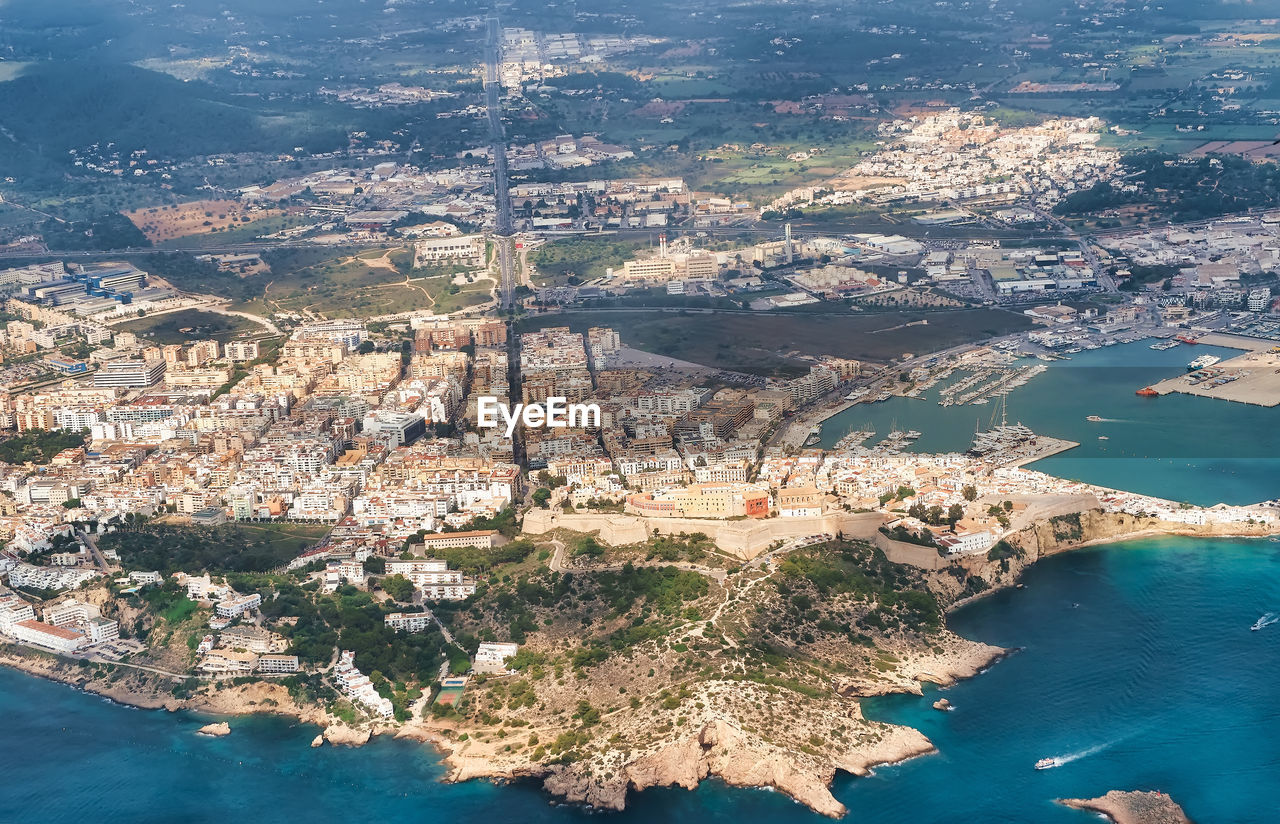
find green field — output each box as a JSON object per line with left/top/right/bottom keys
{"left": 116, "top": 309, "right": 261, "bottom": 344}
{"left": 237, "top": 246, "right": 493, "bottom": 318}
{"left": 528, "top": 236, "right": 645, "bottom": 286}
{"left": 518, "top": 307, "right": 1033, "bottom": 375}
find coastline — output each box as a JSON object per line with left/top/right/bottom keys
{"left": 1058, "top": 790, "right": 1193, "bottom": 824}
{"left": 0, "top": 617, "right": 1003, "bottom": 818}
{"left": 0, "top": 515, "right": 1273, "bottom": 816}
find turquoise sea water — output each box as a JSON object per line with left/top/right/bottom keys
{"left": 818, "top": 340, "right": 1280, "bottom": 506}
{"left": 3, "top": 536, "right": 1278, "bottom": 823}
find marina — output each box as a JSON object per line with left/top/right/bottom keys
{"left": 817, "top": 339, "right": 1280, "bottom": 506}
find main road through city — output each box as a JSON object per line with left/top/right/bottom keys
{"left": 484, "top": 15, "right": 517, "bottom": 311}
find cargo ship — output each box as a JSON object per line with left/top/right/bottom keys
{"left": 1187, "top": 355, "right": 1221, "bottom": 372}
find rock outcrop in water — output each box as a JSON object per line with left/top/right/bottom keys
{"left": 1059, "top": 790, "right": 1192, "bottom": 824}
{"left": 323, "top": 724, "right": 372, "bottom": 747}
{"left": 533, "top": 716, "right": 934, "bottom": 818}
{"left": 196, "top": 722, "right": 231, "bottom": 737}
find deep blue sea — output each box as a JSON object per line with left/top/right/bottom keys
{"left": 818, "top": 340, "right": 1280, "bottom": 506}
{"left": 3, "top": 536, "right": 1278, "bottom": 823}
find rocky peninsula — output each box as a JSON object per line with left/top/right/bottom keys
{"left": 0, "top": 506, "right": 1272, "bottom": 817}
{"left": 1059, "top": 790, "right": 1193, "bottom": 824}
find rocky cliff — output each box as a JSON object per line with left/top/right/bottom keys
{"left": 1059, "top": 790, "right": 1192, "bottom": 824}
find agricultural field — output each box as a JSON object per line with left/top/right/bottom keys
{"left": 124, "top": 199, "right": 285, "bottom": 244}
{"left": 155, "top": 212, "right": 315, "bottom": 250}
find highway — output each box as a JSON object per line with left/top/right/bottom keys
{"left": 484, "top": 15, "right": 517, "bottom": 311}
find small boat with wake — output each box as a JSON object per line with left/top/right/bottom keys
{"left": 1035, "top": 757, "right": 1060, "bottom": 770}
{"left": 1251, "top": 613, "right": 1277, "bottom": 631}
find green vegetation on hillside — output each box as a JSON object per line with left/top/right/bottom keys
{"left": 1055, "top": 151, "right": 1280, "bottom": 221}
{"left": 0, "top": 62, "right": 347, "bottom": 167}
{"left": 102, "top": 523, "right": 330, "bottom": 574}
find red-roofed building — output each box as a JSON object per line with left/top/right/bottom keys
{"left": 10, "top": 619, "right": 85, "bottom": 653}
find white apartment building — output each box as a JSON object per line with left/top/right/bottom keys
{"left": 0, "top": 598, "right": 36, "bottom": 634}
{"left": 93, "top": 358, "right": 166, "bottom": 388}
{"left": 86, "top": 616, "right": 120, "bottom": 643}
{"left": 385, "top": 559, "right": 477, "bottom": 600}
{"left": 200, "top": 649, "right": 258, "bottom": 675}
{"left": 224, "top": 340, "right": 262, "bottom": 362}
{"left": 214, "top": 593, "right": 262, "bottom": 618}
{"left": 334, "top": 650, "right": 394, "bottom": 718}
{"left": 43, "top": 598, "right": 98, "bottom": 627}
{"left": 474, "top": 642, "right": 519, "bottom": 674}
{"left": 385, "top": 612, "right": 433, "bottom": 632}
{"left": 414, "top": 235, "right": 486, "bottom": 267}
{"left": 9, "top": 619, "right": 85, "bottom": 653}
{"left": 257, "top": 654, "right": 300, "bottom": 674}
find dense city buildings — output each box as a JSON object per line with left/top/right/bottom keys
{"left": 1, "top": 4, "right": 1280, "bottom": 818}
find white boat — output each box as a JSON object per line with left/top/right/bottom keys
{"left": 1085, "top": 415, "right": 1103, "bottom": 422}
{"left": 1034, "top": 757, "right": 1059, "bottom": 770}
{"left": 1187, "top": 355, "right": 1221, "bottom": 372}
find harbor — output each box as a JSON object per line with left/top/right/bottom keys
{"left": 1147, "top": 346, "right": 1280, "bottom": 408}
{"left": 938, "top": 364, "right": 1047, "bottom": 407}
{"left": 967, "top": 411, "right": 1080, "bottom": 468}
{"left": 816, "top": 339, "right": 1280, "bottom": 506}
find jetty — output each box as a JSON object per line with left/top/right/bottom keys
{"left": 1146, "top": 347, "right": 1280, "bottom": 408}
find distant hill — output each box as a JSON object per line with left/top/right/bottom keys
{"left": 0, "top": 62, "right": 349, "bottom": 171}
